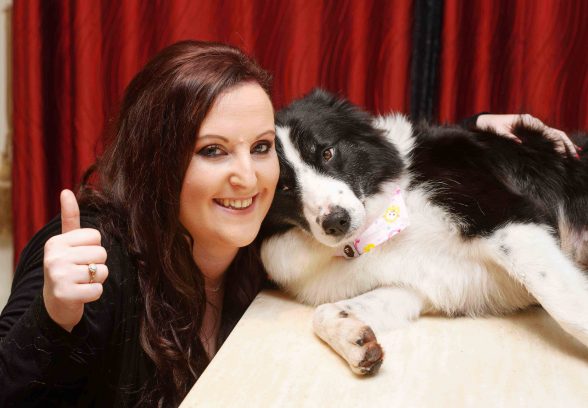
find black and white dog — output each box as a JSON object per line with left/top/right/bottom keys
{"left": 260, "top": 89, "right": 588, "bottom": 375}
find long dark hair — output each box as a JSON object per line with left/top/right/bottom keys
{"left": 79, "top": 40, "right": 272, "bottom": 406}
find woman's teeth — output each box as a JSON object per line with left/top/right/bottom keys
{"left": 216, "top": 197, "right": 254, "bottom": 210}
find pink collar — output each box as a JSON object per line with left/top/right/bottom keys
{"left": 337, "top": 187, "right": 409, "bottom": 259}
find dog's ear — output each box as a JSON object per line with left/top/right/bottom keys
{"left": 306, "top": 88, "right": 361, "bottom": 114}
{"left": 307, "top": 88, "right": 338, "bottom": 102}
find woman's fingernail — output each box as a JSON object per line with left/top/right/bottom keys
{"left": 577, "top": 145, "right": 583, "bottom": 151}
{"left": 576, "top": 153, "right": 581, "bottom": 159}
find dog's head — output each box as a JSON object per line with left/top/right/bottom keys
{"left": 263, "top": 89, "right": 405, "bottom": 247}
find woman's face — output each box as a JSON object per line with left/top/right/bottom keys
{"left": 179, "top": 82, "right": 279, "bottom": 254}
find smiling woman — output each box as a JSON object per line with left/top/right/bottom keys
{"left": 0, "top": 41, "right": 277, "bottom": 407}
{"left": 182, "top": 82, "right": 278, "bottom": 260}
{"left": 180, "top": 82, "right": 279, "bottom": 359}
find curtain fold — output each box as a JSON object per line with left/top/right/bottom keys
{"left": 12, "top": 0, "right": 414, "bottom": 261}
{"left": 438, "top": 0, "right": 588, "bottom": 130}
{"left": 12, "top": 0, "right": 588, "bottom": 263}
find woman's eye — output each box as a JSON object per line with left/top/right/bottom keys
{"left": 322, "top": 147, "right": 334, "bottom": 162}
{"left": 252, "top": 141, "right": 272, "bottom": 154}
{"left": 198, "top": 145, "right": 225, "bottom": 157}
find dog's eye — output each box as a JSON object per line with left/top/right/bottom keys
{"left": 322, "top": 147, "right": 334, "bottom": 162}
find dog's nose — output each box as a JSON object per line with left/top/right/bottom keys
{"left": 322, "top": 206, "right": 351, "bottom": 236}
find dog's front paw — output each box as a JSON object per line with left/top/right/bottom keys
{"left": 313, "top": 304, "right": 385, "bottom": 375}
{"left": 351, "top": 326, "right": 384, "bottom": 375}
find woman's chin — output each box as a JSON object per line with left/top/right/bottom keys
{"left": 222, "top": 229, "right": 259, "bottom": 249}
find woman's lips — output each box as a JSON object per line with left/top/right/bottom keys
{"left": 213, "top": 194, "right": 257, "bottom": 211}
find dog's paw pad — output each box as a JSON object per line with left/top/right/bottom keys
{"left": 352, "top": 327, "right": 384, "bottom": 375}
{"left": 354, "top": 326, "right": 377, "bottom": 346}
{"left": 358, "top": 342, "right": 384, "bottom": 374}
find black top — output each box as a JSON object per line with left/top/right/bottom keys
{"left": 0, "top": 213, "right": 151, "bottom": 407}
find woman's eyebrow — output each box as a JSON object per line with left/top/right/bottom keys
{"left": 198, "top": 134, "right": 230, "bottom": 142}
{"left": 199, "top": 130, "right": 276, "bottom": 142}
{"left": 255, "top": 130, "right": 276, "bottom": 139}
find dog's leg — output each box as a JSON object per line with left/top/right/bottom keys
{"left": 312, "top": 286, "right": 424, "bottom": 375}
{"left": 492, "top": 223, "right": 588, "bottom": 347}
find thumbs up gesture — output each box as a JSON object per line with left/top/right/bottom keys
{"left": 43, "top": 190, "right": 108, "bottom": 332}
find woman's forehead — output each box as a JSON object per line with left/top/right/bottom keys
{"left": 198, "top": 82, "right": 274, "bottom": 139}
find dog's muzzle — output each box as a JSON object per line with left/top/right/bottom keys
{"left": 321, "top": 206, "right": 351, "bottom": 237}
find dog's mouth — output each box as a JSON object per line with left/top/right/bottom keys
{"left": 315, "top": 227, "right": 361, "bottom": 248}
{"left": 214, "top": 196, "right": 255, "bottom": 210}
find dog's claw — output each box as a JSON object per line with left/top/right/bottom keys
{"left": 359, "top": 357, "right": 383, "bottom": 375}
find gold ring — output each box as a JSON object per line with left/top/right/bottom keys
{"left": 88, "top": 263, "right": 97, "bottom": 284}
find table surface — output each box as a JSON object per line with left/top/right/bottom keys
{"left": 181, "top": 290, "right": 588, "bottom": 408}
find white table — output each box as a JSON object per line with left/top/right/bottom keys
{"left": 182, "top": 290, "right": 588, "bottom": 407}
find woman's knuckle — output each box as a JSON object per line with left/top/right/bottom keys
{"left": 44, "top": 237, "right": 58, "bottom": 251}
{"left": 44, "top": 255, "right": 60, "bottom": 270}
{"left": 91, "top": 229, "right": 102, "bottom": 243}
{"left": 53, "top": 286, "right": 65, "bottom": 300}
{"left": 94, "top": 284, "right": 104, "bottom": 299}
{"left": 96, "top": 247, "right": 107, "bottom": 261}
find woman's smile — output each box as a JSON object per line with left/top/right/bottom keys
{"left": 213, "top": 194, "right": 257, "bottom": 211}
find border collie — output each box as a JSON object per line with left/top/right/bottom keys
{"left": 260, "top": 89, "right": 588, "bottom": 375}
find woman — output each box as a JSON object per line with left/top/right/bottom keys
{"left": 0, "top": 40, "right": 577, "bottom": 407}
{"left": 1, "top": 40, "right": 279, "bottom": 407}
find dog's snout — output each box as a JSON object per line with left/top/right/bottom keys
{"left": 322, "top": 206, "right": 351, "bottom": 237}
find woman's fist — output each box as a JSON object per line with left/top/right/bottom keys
{"left": 42, "top": 190, "right": 109, "bottom": 332}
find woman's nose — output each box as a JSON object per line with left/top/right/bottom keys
{"left": 229, "top": 153, "right": 257, "bottom": 189}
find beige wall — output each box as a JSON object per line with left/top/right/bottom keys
{"left": 0, "top": 0, "right": 13, "bottom": 310}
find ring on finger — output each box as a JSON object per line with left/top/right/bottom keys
{"left": 88, "top": 263, "right": 98, "bottom": 284}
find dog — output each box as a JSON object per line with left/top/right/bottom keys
{"left": 260, "top": 89, "right": 588, "bottom": 375}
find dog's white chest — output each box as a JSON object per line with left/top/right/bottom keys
{"left": 386, "top": 188, "right": 537, "bottom": 313}
{"left": 262, "top": 186, "right": 535, "bottom": 315}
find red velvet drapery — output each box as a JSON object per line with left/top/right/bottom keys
{"left": 12, "top": 0, "right": 413, "bottom": 261}
{"left": 438, "top": 0, "right": 588, "bottom": 130}
{"left": 12, "top": 0, "right": 588, "bottom": 262}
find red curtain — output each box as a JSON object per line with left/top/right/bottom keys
{"left": 438, "top": 0, "right": 588, "bottom": 131}
{"left": 11, "top": 0, "right": 588, "bottom": 263}
{"left": 12, "top": 0, "right": 414, "bottom": 262}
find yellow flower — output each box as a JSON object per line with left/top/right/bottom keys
{"left": 363, "top": 243, "right": 376, "bottom": 253}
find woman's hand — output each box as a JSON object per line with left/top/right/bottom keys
{"left": 42, "top": 190, "right": 108, "bottom": 332}
{"left": 476, "top": 114, "right": 579, "bottom": 158}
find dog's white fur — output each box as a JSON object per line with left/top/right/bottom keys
{"left": 262, "top": 114, "right": 588, "bottom": 374}
{"left": 273, "top": 126, "right": 367, "bottom": 246}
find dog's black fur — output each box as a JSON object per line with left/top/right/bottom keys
{"left": 409, "top": 122, "right": 588, "bottom": 237}
{"left": 263, "top": 89, "right": 588, "bottom": 249}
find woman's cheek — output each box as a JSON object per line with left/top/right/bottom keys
{"left": 267, "top": 152, "right": 280, "bottom": 191}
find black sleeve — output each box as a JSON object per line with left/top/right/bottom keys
{"left": 0, "top": 214, "right": 121, "bottom": 406}
{"left": 460, "top": 112, "right": 490, "bottom": 131}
